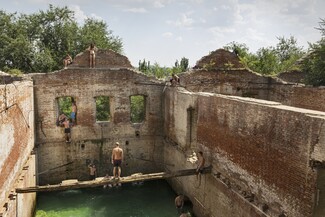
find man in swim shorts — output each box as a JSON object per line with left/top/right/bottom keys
{"left": 111, "top": 142, "right": 123, "bottom": 179}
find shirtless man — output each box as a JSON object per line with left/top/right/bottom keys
{"left": 88, "top": 164, "right": 97, "bottom": 180}
{"left": 196, "top": 151, "right": 205, "bottom": 183}
{"left": 63, "top": 118, "right": 71, "bottom": 143}
{"left": 111, "top": 142, "right": 123, "bottom": 179}
{"left": 89, "top": 43, "right": 96, "bottom": 68}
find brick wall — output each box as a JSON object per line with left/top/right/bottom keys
{"left": 0, "top": 77, "right": 35, "bottom": 217}
{"left": 164, "top": 88, "right": 325, "bottom": 217}
{"left": 70, "top": 49, "right": 133, "bottom": 68}
{"left": 180, "top": 49, "right": 325, "bottom": 113}
{"left": 277, "top": 70, "right": 306, "bottom": 83}
{"left": 181, "top": 69, "right": 325, "bottom": 113}
{"left": 31, "top": 67, "right": 165, "bottom": 184}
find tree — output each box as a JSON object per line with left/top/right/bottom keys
{"left": 138, "top": 58, "right": 188, "bottom": 79}
{"left": 79, "top": 18, "right": 123, "bottom": 53}
{"left": 224, "top": 38, "right": 305, "bottom": 75}
{"left": 302, "top": 19, "right": 325, "bottom": 86}
{"left": 0, "top": 5, "right": 123, "bottom": 73}
{"left": 253, "top": 47, "right": 279, "bottom": 75}
{"left": 223, "top": 42, "right": 258, "bottom": 71}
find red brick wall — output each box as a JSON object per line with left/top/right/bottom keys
{"left": 196, "top": 94, "right": 321, "bottom": 217}
{"left": 0, "top": 78, "right": 35, "bottom": 216}
{"left": 31, "top": 68, "right": 165, "bottom": 184}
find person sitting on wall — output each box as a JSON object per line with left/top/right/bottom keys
{"left": 170, "top": 73, "right": 180, "bottom": 86}
{"left": 63, "top": 54, "right": 73, "bottom": 69}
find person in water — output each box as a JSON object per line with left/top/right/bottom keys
{"left": 175, "top": 195, "right": 192, "bottom": 215}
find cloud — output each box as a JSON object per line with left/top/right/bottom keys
{"left": 68, "top": 5, "right": 103, "bottom": 24}
{"left": 162, "top": 32, "right": 173, "bottom": 38}
{"left": 176, "top": 36, "right": 183, "bottom": 42}
{"left": 89, "top": 13, "right": 103, "bottom": 21}
{"left": 208, "top": 26, "right": 236, "bottom": 37}
{"left": 68, "top": 5, "right": 87, "bottom": 24}
{"left": 123, "top": 7, "right": 147, "bottom": 13}
{"left": 153, "top": 1, "right": 165, "bottom": 8}
{"left": 167, "top": 13, "right": 194, "bottom": 28}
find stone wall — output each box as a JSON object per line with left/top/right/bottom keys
{"left": 0, "top": 77, "right": 36, "bottom": 217}
{"left": 31, "top": 67, "right": 165, "bottom": 184}
{"left": 163, "top": 87, "right": 325, "bottom": 217}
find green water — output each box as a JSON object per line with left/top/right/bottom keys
{"left": 34, "top": 180, "right": 186, "bottom": 217}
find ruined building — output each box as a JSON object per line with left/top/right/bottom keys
{"left": 1, "top": 48, "right": 325, "bottom": 217}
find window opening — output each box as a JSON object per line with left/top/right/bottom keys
{"left": 130, "top": 95, "right": 146, "bottom": 123}
{"left": 57, "top": 96, "right": 75, "bottom": 126}
{"left": 96, "top": 96, "right": 111, "bottom": 122}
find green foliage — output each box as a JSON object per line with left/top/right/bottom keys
{"left": 96, "top": 96, "right": 110, "bottom": 121}
{"left": 7, "top": 68, "right": 23, "bottom": 76}
{"left": 130, "top": 95, "right": 145, "bottom": 123}
{"left": 173, "top": 57, "right": 189, "bottom": 73}
{"left": 0, "top": 5, "right": 123, "bottom": 73}
{"left": 138, "top": 57, "right": 188, "bottom": 79}
{"left": 224, "top": 38, "right": 305, "bottom": 75}
{"left": 301, "top": 19, "right": 325, "bottom": 86}
{"left": 58, "top": 97, "right": 72, "bottom": 117}
{"left": 302, "top": 40, "right": 325, "bottom": 86}
{"left": 202, "top": 60, "right": 216, "bottom": 70}
{"left": 223, "top": 41, "right": 250, "bottom": 57}
{"left": 79, "top": 18, "right": 123, "bottom": 53}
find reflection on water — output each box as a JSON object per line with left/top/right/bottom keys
{"left": 35, "top": 180, "right": 187, "bottom": 217}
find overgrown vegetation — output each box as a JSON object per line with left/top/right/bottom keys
{"left": 301, "top": 19, "right": 325, "bottom": 86}
{"left": 96, "top": 96, "right": 110, "bottom": 122}
{"left": 58, "top": 97, "right": 73, "bottom": 117}
{"left": 138, "top": 57, "right": 189, "bottom": 79}
{"left": 1, "top": 5, "right": 324, "bottom": 86}
{"left": 223, "top": 18, "right": 325, "bottom": 86}
{"left": 223, "top": 36, "right": 305, "bottom": 75}
{"left": 0, "top": 5, "right": 123, "bottom": 73}
{"left": 130, "top": 95, "right": 145, "bottom": 123}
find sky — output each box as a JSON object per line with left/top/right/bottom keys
{"left": 0, "top": 0, "right": 324, "bottom": 67}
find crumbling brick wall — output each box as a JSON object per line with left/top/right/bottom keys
{"left": 31, "top": 50, "right": 165, "bottom": 184}
{"left": 164, "top": 88, "right": 325, "bottom": 217}
{"left": 277, "top": 70, "right": 306, "bottom": 84}
{"left": 70, "top": 49, "right": 133, "bottom": 68}
{"left": 180, "top": 49, "right": 325, "bottom": 113}
{"left": 0, "top": 75, "right": 35, "bottom": 217}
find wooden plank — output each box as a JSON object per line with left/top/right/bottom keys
{"left": 16, "top": 166, "right": 212, "bottom": 193}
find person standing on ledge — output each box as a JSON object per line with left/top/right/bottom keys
{"left": 88, "top": 164, "right": 97, "bottom": 180}
{"left": 196, "top": 151, "right": 205, "bottom": 184}
{"left": 88, "top": 43, "right": 96, "bottom": 68}
{"left": 112, "top": 142, "right": 123, "bottom": 179}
